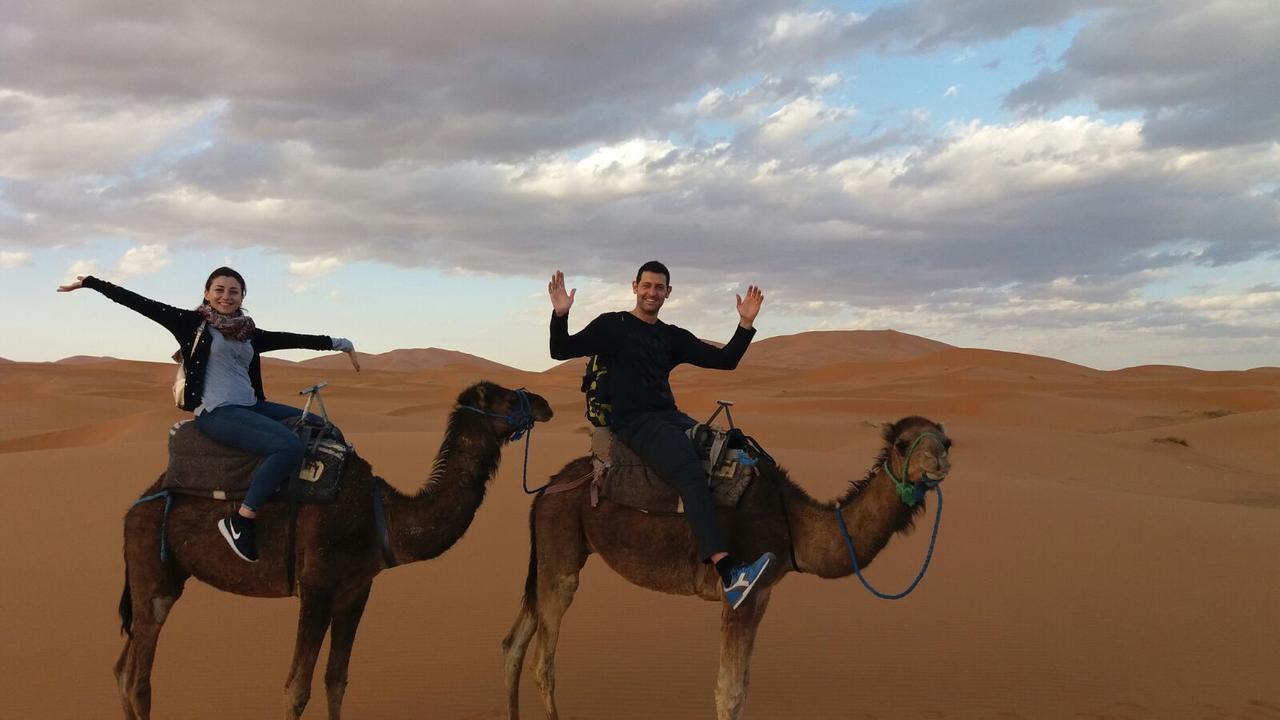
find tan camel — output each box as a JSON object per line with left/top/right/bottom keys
{"left": 114, "top": 381, "right": 552, "bottom": 720}
{"left": 501, "top": 415, "right": 951, "bottom": 720}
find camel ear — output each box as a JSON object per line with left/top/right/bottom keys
{"left": 880, "top": 422, "right": 894, "bottom": 442}
{"left": 937, "top": 422, "right": 946, "bottom": 435}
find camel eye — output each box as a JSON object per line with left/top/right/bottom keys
{"left": 895, "top": 438, "right": 909, "bottom": 453}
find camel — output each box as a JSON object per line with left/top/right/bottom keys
{"left": 114, "top": 381, "right": 553, "bottom": 720}
{"left": 501, "top": 415, "right": 952, "bottom": 720}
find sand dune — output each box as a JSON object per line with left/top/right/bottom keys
{"left": 54, "top": 354, "right": 125, "bottom": 364}
{"left": 299, "top": 347, "right": 520, "bottom": 373}
{"left": 1, "top": 331, "right": 1277, "bottom": 719}
{"left": 742, "top": 329, "right": 954, "bottom": 369}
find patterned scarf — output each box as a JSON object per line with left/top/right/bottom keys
{"left": 196, "top": 304, "right": 257, "bottom": 341}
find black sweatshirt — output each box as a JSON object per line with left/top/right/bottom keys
{"left": 550, "top": 311, "right": 755, "bottom": 423}
{"left": 81, "top": 276, "right": 333, "bottom": 411}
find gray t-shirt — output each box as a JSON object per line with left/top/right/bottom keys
{"left": 195, "top": 328, "right": 258, "bottom": 415}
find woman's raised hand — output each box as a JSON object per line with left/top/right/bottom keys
{"left": 332, "top": 337, "right": 361, "bottom": 371}
{"left": 57, "top": 275, "right": 86, "bottom": 292}
{"left": 548, "top": 270, "right": 576, "bottom": 317}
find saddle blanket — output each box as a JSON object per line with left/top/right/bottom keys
{"left": 162, "top": 420, "right": 349, "bottom": 503}
{"left": 589, "top": 427, "right": 756, "bottom": 514}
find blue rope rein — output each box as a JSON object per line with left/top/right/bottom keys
{"left": 834, "top": 430, "right": 947, "bottom": 600}
{"left": 132, "top": 490, "right": 175, "bottom": 562}
{"left": 458, "top": 388, "right": 545, "bottom": 494}
{"left": 835, "top": 486, "right": 942, "bottom": 600}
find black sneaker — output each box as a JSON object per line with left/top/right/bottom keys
{"left": 217, "top": 515, "right": 259, "bottom": 562}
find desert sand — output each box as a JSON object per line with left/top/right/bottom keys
{"left": 1, "top": 332, "right": 1277, "bottom": 719}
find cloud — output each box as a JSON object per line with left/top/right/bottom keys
{"left": 115, "top": 243, "right": 171, "bottom": 277}
{"left": 848, "top": 0, "right": 1096, "bottom": 52}
{"left": 943, "top": 85, "right": 959, "bottom": 98}
{"left": 1, "top": 1, "right": 815, "bottom": 166}
{"left": 65, "top": 259, "right": 98, "bottom": 284}
{"left": 2, "top": 0, "right": 1277, "bottom": 367}
{"left": 288, "top": 255, "right": 343, "bottom": 277}
{"left": 0, "top": 90, "right": 215, "bottom": 179}
{"left": 750, "top": 97, "right": 854, "bottom": 152}
{"left": 1005, "top": 0, "right": 1280, "bottom": 149}
{"left": 0, "top": 250, "right": 31, "bottom": 268}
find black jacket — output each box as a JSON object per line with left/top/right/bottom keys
{"left": 82, "top": 276, "right": 334, "bottom": 411}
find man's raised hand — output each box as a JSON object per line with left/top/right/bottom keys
{"left": 549, "top": 270, "right": 576, "bottom": 317}
{"left": 735, "top": 285, "right": 764, "bottom": 329}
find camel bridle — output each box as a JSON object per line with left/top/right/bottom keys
{"left": 883, "top": 430, "right": 949, "bottom": 507}
{"left": 457, "top": 388, "right": 544, "bottom": 493}
{"left": 835, "top": 429, "right": 948, "bottom": 600}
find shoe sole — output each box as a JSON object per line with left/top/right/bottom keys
{"left": 729, "top": 555, "right": 772, "bottom": 610}
{"left": 217, "top": 519, "right": 259, "bottom": 563}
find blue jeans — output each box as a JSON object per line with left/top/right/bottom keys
{"left": 194, "top": 400, "right": 319, "bottom": 512}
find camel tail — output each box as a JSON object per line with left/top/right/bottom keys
{"left": 119, "top": 576, "right": 133, "bottom": 637}
{"left": 522, "top": 499, "right": 539, "bottom": 609}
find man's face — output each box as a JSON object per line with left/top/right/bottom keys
{"left": 632, "top": 271, "right": 672, "bottom": 315}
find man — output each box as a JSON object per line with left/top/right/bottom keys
{"left": 548, "top": 261, "right": 774, "bottom": 609}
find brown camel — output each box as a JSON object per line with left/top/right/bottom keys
{"left": 501, "top": 415, "right": 951, "bottom": 720}
{"left": 114, "top": 381, "right": 553, "bottom": 720}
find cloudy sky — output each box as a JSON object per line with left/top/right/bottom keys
{"left": 2, "top": 0, "right": 1277, "bottom": 371}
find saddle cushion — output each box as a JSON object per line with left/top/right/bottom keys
{"left": 162, "top": 420, "right": 349, "bottom": 503}
{"left": 590, "top": 427, "right": 756, "bottom": 514}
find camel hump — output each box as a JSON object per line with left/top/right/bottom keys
{"left": 162, "top": 420, "right": 351, "bottom": 503}
{"left": 589, "top": 427, "right": 757, "bottom": 514}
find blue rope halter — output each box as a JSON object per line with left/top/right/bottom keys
{"left": 835, "top": 431, "right": 946, "bottom": 600}
{"left": 458, "top": 388, "right": 545, "bottom": 494}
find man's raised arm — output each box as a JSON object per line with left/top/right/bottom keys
{"left": 548, "top": 270, "right": 615, "bottom": 360}
{"left": 679, "top": 285, "right": 763, "bottom": 369}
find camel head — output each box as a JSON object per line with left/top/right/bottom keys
{"left": 455, "top": 381, "right": 554, "bottom": 441}
{"left": 881, "top": 416, "right": 952, "bottom": 488}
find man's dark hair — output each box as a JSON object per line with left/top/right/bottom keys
{"left": 635, "top": 260, "right": 670, "bottom": 285}
{"left": 204, "top": 266, "right": 247, "bottom": 296}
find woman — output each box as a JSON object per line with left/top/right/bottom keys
{"left": 58, "top": 267, "right": 360, "bottom": 563}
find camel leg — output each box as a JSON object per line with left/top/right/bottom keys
{"left": 114, "top": 588, "right": 185, "bottom": 719}
{"left": 115, "top": 637, "right": 135, "bottom": 719}
{"left": 530, "top": 568, "right": 581, "bottom": 720}
{"left": 115, "top": 510, "right": 188, "bottom": 720}
{"left": 714, "top": 587, "right": 772, "bottom": 720}
{"left": 322, "top": 583, "right": 372, "bottom": 720}
{"left": 116, "top": 618, "right": 162, "bottom": 720}
{"left": 283, "top": 586, "right": 335, "bottom": 720}
{"left": 501, "top": 597, "right": 539, "bottom": 720}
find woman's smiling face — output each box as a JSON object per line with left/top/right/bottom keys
{"left": 204, "top": 275, "right": 244, "bottom": 314}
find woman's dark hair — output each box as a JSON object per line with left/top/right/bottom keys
{"left": 635, "top": 260, "right": 670, "bottom": 285}
{"left": 204, "top": 266, "right": 246, "bottom": 297}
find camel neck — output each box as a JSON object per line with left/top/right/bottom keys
{"left": 786, "top": 465, "right": 916, "bottom": 579}
{"left": 384, "top": 409, "right": 503, "bottom": 563}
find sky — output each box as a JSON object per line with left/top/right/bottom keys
{"left": 1, "top": 0, "right": 1277, "bottom": 371}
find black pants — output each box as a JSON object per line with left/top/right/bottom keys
{"left": 613, "top": 410, "right": 724, "bottom": 562}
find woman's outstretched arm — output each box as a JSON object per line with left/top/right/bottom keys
{"left": 58, "top": 275, "right": 196, "bottom": 337}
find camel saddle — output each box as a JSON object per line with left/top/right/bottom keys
{"left": 586, "top": 426, "right": 757, "bottom": 514}
{"left": 162, "top": 419, "right": 350, "bottom": 504}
